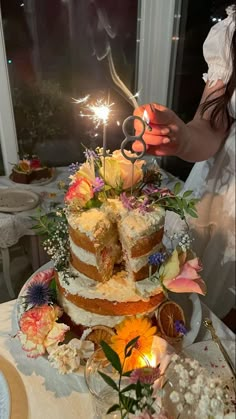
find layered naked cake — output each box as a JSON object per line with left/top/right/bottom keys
{"left": 56, "top": 196, "right": 166, "bottom": 330}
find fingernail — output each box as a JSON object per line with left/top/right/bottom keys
{"left": 161, "top": 128, "right": 169, "bottom": 135}
{"left": 162, "top": 137, "right": 171, "bottom": 144}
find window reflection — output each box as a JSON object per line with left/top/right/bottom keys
{"left": 1, "top": 0, "right": 139, "bottom": 166}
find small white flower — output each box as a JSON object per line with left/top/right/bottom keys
{"left": 184, "top": 391, "right": 195, "bottom": 405}
{"left": 170, "top": 391, "right": 180, "bottom": 403}
{"left": 176, "top": 403, "right": 184, "bottom": 413}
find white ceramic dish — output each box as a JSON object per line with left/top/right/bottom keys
{"left": 184, "top": 339, "right": 235, "bottom": 379}
{"left": 0, "top": 371, "right": 10, "bottom": 419}
{"left": 169, "top": 292, "right": 202, "bottom": 348}
{"left": 0, "top": 189, "right": 39, "bottom": 212}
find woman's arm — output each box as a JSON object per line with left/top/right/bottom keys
{"left": 133, "top": 80, "right": 229, "bottom": 162}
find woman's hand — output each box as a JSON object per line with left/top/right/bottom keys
{"left": 133, "top": 103, "right": 189, "bottom": 157}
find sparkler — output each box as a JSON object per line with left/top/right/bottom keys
{"left": 74, "top": 95, "right": 113, "bottom": 179}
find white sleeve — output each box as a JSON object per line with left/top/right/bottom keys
{"left": 202, "top": 13, "right": 235, "bottom": 87}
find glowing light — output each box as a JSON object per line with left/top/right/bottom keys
{"left": 116, "top": 121, "right": 120, "bottom": 126}
{"left": 90, "top": 104, "right": 110, "bottom": 124}
{"left": 143, "top": 110, "right": 150, "bottom": 125}
{"left": 7, "top": 59, "right": 12, "bottom": 64}
{"left": 79, "top": 99, "right": 114, "bottom": 128}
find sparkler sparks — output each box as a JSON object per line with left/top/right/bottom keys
{"left": 78, "top": 99, "right": 114, "bottom": 128}
{"left": 72, "top": 95, "right": 90, "bottom": 104}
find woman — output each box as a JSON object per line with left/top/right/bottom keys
{"left": 134, "top": 6, "right": 235, "bottom": 319}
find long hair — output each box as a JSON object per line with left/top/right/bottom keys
{"left": 200, "top": 12, "right": 236, "bottom": 131}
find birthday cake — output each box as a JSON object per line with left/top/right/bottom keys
{"left": 10, "top": 155, "right": 53, "bottom": 184}
{"left": 55, "top": 149, "right": 167, "bottom": 330}
{"left": 17, "top": 146, "right": 206, "bottom": 365}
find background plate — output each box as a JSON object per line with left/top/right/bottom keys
{"left": 0, "top": 371, "right": 10, "bottom": 419}
{"left": 0, "top": 189, "right": 39, "bottom": 212}
{"left": 170, "top": 292, "right": 202, "bottom": 348}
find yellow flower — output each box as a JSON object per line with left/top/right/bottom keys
{"left": 74, "top": 160, "right": 96, "bottom": 184}
{"left": 100, "top": 150, "right": 145, "bottom": 191}
{"left": 111, "top": 317, "right": 157, "bottom": 372}
{"left": 99, "top": 157, "right": 122, "bottom": 189}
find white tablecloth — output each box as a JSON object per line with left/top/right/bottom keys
{"left": 0, "top": 296, "right": 234, "bottom": 419}
{"left": 0, "top": 168, "right": 69, "bottom": 248}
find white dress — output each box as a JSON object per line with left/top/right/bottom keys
{"left": 166, "top": 9, "right": 236, "bottom": 318}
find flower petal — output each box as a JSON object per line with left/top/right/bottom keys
{"left": 159, "top": 249, "right": 180, "bottom": 282}
{"left": 165, "top": 276, "right": 206, "bottom": 295}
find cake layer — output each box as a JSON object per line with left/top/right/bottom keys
{"left": 70, "top": 251, "right": 104, "bottom": 282}
{"left": 128, "top": 228, "right": 164, "bottom": 258}
{"left": 56, "top": 275, "right": 164, "bottom": 315}
{"left": 68, "top": 208, "right": 116, "bottom": 248}
{"left": 58, "top": 294, "right": 126, "bottom": 327}
{"left": 55, "top": 268, "right": 165, "bottom": 316}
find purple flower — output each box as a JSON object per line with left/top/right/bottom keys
{"left": 138, "top": 197, "right": 151, "bottom": 214}
{"left": 143, "top": 184, "right": 160, "bottom": 195}
{"left": 120, "top": 193, "right": 137, "bottom": 210}
{"left": 174, "top": 320, "right": 187, "bottom": 335}
{"left": 83, "top": 149, "right": 99, "bottom": 161}
{"left": 130, "top": 366, "right": 161, "bottom": 385}
{"left": 25, "top": 281, "right": 53, "bottom": 306}
{"left": 93, "top": 177, "right": 105, "bottom": 193}
{"left": 68, "top": 162, "right": 81, "bottom": 174}
{"left": 148, "top": 252, "right": 166, "bottom": 266}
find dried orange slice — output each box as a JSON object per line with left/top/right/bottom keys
{"left": 156, "top": 300, "right": 186, "bottom": 343}
{"left": 86, "top": 325, "right": 115, "bottom": 349}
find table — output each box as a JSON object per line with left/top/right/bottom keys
{"left": 0, "top": 168, "right": 69, "bottom": 297}
{"left": 0, "top": 292, "right": 235, "bottom": 419}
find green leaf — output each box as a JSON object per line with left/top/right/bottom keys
{"left": 187, "top": 208, "right": 198, "bottom": 218}
{"left": 135, "top": 379, "right": 142, "bottom": 399}
{"left": 124, "top": 336, "right": 139, "bottom": 358}
{"left": 122, "top": 370, "right": 133, "bottom": 377}
{"left": 120, "top": 394, "right": 136, "bottom": 412}
{"left": 183, "top": 190, "right": 193, "bottom": 198}
{"left": 98, "top": 372, "right": 118, "bottom": 391}
{"left": 100, "top": 341, "right": 122, "bottom": 374}
{"left": 120, "top": 383, "right": 137, "bottom": 394}
{"left": 173, "top": 182, "right": 182, "bottom": 195}
{"left": 106, "top": 404, "right": 120, "bottom": 414}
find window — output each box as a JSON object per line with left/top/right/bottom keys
{"left": 0, "top": 0, "right": 139, "bottom": 168}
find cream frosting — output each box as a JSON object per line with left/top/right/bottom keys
{"left": 58, "top": 265, "right": 163, "bottom": 303}
{"left": 70, "top": 237, "right": 97, "bottom": 266}
{"left": 119, "top": 207, "right": 165, "bottom": 241}
{"left": 57, "top": 294, "right": 126, "bottom": 327}
{"left": 67, "top": 208, "right": 112, "bottom": 240}
{"left": 58, "top": 294, "right": 156, "bottom": 327}
{"left": 127, "top": 243, "right": 163, "bottom": 272}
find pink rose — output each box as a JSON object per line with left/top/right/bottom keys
{"left": 18, "top": 305, "right": 69, "bottom": 358}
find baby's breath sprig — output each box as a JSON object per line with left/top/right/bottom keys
{"left": 31, "top": 208, "right": 70, "bottom": 271}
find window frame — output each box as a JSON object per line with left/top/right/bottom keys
{"left": 0, "top": 5, "right": 18, "bottom": 175}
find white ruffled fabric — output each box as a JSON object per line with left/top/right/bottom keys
{"left": 202, "top": 7, "right": 235, "bottom": 87}
{"left": 166, "top": 9, "right": 236, "bottom": 318}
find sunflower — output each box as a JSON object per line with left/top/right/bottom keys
{"left": 111, "top": 317, "right": 157, "bottom": 372}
